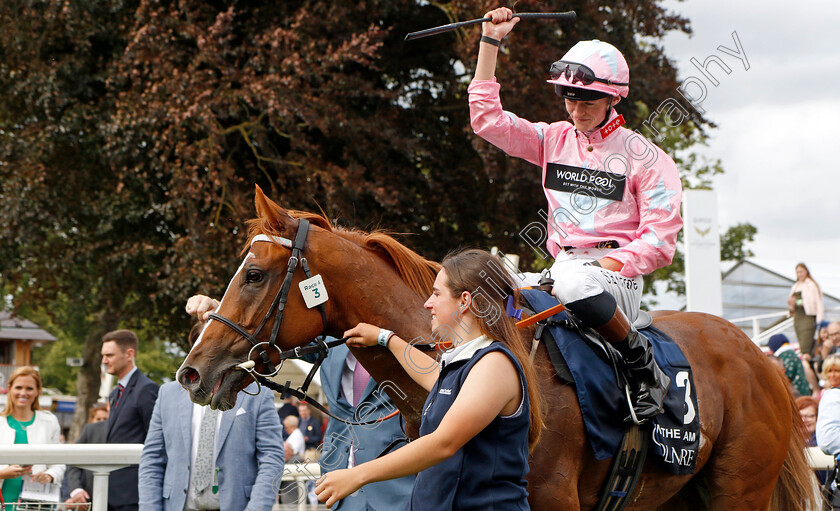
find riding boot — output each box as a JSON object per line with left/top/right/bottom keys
{"left": 564, "top": 291, "right": 670, "bottom": 423}
{"left": 594, "top": 306, "right": 670, "bottom": 423}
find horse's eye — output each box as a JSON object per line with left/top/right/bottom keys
{"left": 245, "top": 270, "right": 264, "bottom": 283}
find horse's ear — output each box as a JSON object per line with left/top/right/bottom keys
{"left": 254, "top": 185, "right": 295, "bottom": 232}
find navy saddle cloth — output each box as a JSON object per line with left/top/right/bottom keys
{"left": 520, "top": 289, "right": 699, "bottom": 475}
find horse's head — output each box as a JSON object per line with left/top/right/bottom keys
{"left": 177, "top": 186, "right": 336, "bottom": 410}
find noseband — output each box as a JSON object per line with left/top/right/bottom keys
{"left": 207, "top": 218, "right": 329, "bottom": 387}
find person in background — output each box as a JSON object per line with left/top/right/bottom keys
{"left": 277, "top": 396, "right": 300, "bottom": 435}
{"left": 294, "top": 402, "right": 322, "bottom": 510}
{"left": 101, "top": 329, "right": 159, "bottom": 511}
{"left": 820, "top": 355, "right": 840, "bottom": 400}
{"left": 802, "top": 356, "right": 822, "bottom": 399}
{"left": 798, "top": 396, "right": 820, "bottom": 446}
{"left": 820, "top": 323, "right": 840, "bottom": 375}
{"left": 811, "top": 322, "right": 832, "bottom": 374}
{"left": 296, "top": 402, "right": 322, "bottom": 456}
{"left": 797, "top": 396, "right": 827, "bottom": 485}
{"left": 284, "top": 416, "right": 305, "bottom": 463}
{"left": 279, "top": 415, "right": 306, "bottom": 507}
{"left": 65, "top": 403, "right": 110, "bottom": 511}
{"left": 88, "top": 403, "right": 109, "bottom": 424}
{"left": 185, "top": 295, "right": 415, "bottom": 510}
{"left": 788, "top": 263, "right": 824, "bottom": 358}
{"left": 0, "top": 366, "right": 64, "bottom": 506}
{"left": 767, "top": 334, "right": 812, "bottom": 398}
{"left": 816, "top": 357, "right": 840, "bottom": 490}
{"left": 138, "top": 322, "right": 285, "bottom": 511}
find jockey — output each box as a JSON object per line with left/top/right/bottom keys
{"left": 469, "top": 8, "right": 683, "bottom": 422}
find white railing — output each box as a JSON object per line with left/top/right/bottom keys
{"left": 280, "top": 461, "right": 322, "bottom": 511}
{"left": 729, "top": 305, "right": 840, "bottom": 346}
{"left": 727, "top": 310, "right": 792, "bottom": 344}
{"left": 752, "top": 317, "right": 795, "bottom": 346}
{"left": 0, "top": 443, "right": 828, "bottom": 510}
{"left": 0, "top": 444, "right": 141, "bottom": 511}
{"left": 0, "top": 445, "right": 321, "bottom": 511}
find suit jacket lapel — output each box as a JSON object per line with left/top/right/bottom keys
{"left": 106, "top": 389, "right": 119, "bottom": 437}
{"left": 324, "top": 345, "right": 351, "bottom": 407}
{"left": 215, "top": 382, "right": 258, "bottom": 454}
{"left": 179, "top": 387, "right": 194, "bottom": 453}
{"left": 215, "top": 409, "right": 235, "bottom": 456}
{"left": 107, "top": 370, "right": 138, "bottom": 436}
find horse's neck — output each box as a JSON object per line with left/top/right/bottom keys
{"left": 326, "top": 246, "right": 432, "bottom": 342}
{"left": 325, "top": 245, "right": 434, "bottom": 435}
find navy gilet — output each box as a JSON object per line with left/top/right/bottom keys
{"left": 409, "top": 341, "right": 531, "bottom": 510}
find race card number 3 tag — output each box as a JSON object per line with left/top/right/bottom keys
{"left": 299, "top": 275, "right": 328, "bottom": 308}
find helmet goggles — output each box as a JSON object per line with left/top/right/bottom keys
{"left": 549, "top": 60, "right": 629, "bottom": 87}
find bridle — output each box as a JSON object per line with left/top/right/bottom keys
{"left": 204, "top": 216, "right": 440, "bottom": 430}
{"left": 207, "top": 218, "right": 330, "bottom": 391}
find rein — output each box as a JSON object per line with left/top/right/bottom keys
{"left": 245, "top": 369, "right": 409, "bottom": 457}
{"left": 207, "top": 218, "right": 330, "bottom": 382}
{"left": 231, "top": 335, "right": 443, "bottom": 427}
{"left": 206, "top": 217, "right": 443, "bottom": 427}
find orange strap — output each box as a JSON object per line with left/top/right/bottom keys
{"left": 515, "top": 303, "right": 566, "bottom": 329}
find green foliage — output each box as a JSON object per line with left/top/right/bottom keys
{"left": 30, "top": 334, "right": 79, "bottom": 395}
{"left": 22, "top": 298, "right": 186, "bottom": 392}
{"left": 720, "top": 223, "right": 757, "bottom": 261}
{"left": 134, "top": 336, "right": 186, "bottom": 385}
{"left": 632, "top": 101, "right": 724, "bottom": 191}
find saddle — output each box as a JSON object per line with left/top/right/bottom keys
{"left": 519, "top": 289, "right": 700, "bottom": 476}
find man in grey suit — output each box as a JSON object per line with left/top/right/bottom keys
{"left": 183, "top": 295, "right": 413, "bottom": 509}
{"left": 319, "top": 342, "right": 414, "bottom": 510}
{"left": 138, "top": 379, "right": 285, "bottom": 511}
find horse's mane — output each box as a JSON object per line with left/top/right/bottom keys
{"left": 245, "top": 210, "right": 440, "bottom": 298}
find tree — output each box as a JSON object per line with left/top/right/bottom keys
{"left": 1, "top": 0, "right": 718, "bottom": 427}
{"left": 720, "top": 223, "right": 757, "bottom": 262}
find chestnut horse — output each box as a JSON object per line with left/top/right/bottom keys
{"left": 178, "top": 187, "right": 816, "bottom": 510}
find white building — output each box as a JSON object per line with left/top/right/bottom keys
{"left": 722, "top": 259, "right": 840, "bottom": 340}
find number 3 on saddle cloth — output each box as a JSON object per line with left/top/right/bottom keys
{"left": 520, "top": 289, "right": 700, "bottom": 475}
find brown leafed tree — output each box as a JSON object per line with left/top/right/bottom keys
{"left": 0, "top": 0, "right": 701, "bottom": 433}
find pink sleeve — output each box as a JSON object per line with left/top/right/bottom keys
{"left": 468, "top": 78, "right": 549, "bottom": 168}
{"left": 606, "top": 148, "right": 683, "bottom": 278}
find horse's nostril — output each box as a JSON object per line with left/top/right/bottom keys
{"left": 179, "top": 367, "right": 201, "bottom": 386}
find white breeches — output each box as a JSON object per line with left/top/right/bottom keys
{"left": 517, "top": 248, "right": 643, "bottom": 323}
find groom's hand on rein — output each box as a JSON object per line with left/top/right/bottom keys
{"left": 344, "top": 323, "right": 380, "bottom": 348}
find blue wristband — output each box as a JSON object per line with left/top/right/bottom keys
{"left": 378, "top": 329, "right": 394, "bottom": 347}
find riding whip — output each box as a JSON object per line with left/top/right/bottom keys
{"left": 405, "top": 11, "right": 576, "bottom": 41}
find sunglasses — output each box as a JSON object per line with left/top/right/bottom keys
{"left": 549, "top": 61, "right": 628, "bottom": 87}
